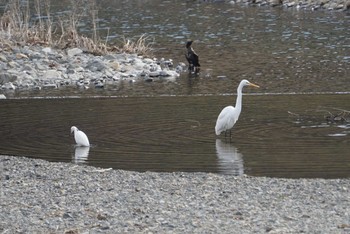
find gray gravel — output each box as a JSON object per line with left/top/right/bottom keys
{"left": 1, "top": 155, "right": 349, "bottom": 233}
{"left": 0, "top": 46, "right": 182, "bottom": 96}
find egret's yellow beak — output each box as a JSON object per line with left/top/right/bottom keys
{"left": 249, "top": 83, "right": 260, "bottom": 88}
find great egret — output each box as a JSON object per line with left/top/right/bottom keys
{"left": 185, "top": 40, "right": 200, "bottom": 73}
{"left": 215, "top": 79, "right": 259, "bottom": 137}
{"left": 71, "top": 126, "right": 90, "bottom": 147}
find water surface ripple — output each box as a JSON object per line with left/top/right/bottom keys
{"left": 0, "top": 94, "right": 349, "bottom": 178}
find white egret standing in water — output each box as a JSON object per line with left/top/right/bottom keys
{"left": 71, "top": 126, "right": 90, "bottom": 147}
{"left": 215, "top": 79, "right": 259, "bottom": 137}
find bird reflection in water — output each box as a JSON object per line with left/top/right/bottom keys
{"left": 215, "top": 139, "right": 244, "bottom": 176}
{"left": 73, "top": 146, "right": 90, "bottom": 164}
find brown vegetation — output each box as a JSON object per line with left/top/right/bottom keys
{"left": 0, "top": 0, "right": 153, "bottom": 56}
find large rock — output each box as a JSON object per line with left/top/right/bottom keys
{"left": 0, "top": 73, "right": 16, "bottom": 84}
{"left": 86, "top": 59, "right": 107, "bottom": 72}
{"left": 67, "top": 48, "right": 83, "bottom": 57}
{"left": 2, "top": 82, "right": 16, "bottom": 90}
{"left": 43, "top": 70, "right": 62, "bottom": 80}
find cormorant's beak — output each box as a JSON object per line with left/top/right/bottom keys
{"left": 249, "top": 83, "right": 260, "bottom": 88}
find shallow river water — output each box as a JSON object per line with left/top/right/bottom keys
{"left": 0, "top": 1, "right": 349, "bottom": 178}
{"left": 0, "top": 94, "right": 349, "bottom": 178}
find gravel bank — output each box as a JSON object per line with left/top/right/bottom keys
{"left": 1, "top": 155, "right": 349, "bottom": 233}
{"left": 0, "top": 45, "right": 182, "bottom": 97}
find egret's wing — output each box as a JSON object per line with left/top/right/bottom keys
{"left": 75, "top": 131, "right": 90, "bottom": 147}
{"left": 215, "top": 106, "right": 237, "bottom": 135}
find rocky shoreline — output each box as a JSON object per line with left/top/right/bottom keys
{"left": 0, "top": 45, "right": 184, "bottom": 98}
{"left": 1, "top": 155, "right": 349, "bottom": 233}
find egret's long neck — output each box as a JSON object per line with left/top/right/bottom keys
{"left": 235, "top": 82, "right": 244, "bottom": 111}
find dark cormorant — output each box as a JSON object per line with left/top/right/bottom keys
{"left": 185, "top": 40, "right": 200, "bottom": 73}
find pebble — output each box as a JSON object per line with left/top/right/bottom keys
{"left": 1, "top": 155, "right": 349, "bottom": 233}
{"left": 0, "top": 45, "right": 184, "bottom": 94}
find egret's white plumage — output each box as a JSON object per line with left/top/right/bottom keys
{"left": 215, "top": 79, "right": 259, "bottom": 136}
{"left": 71, "top": 126, "right": 90, "bottom": 147}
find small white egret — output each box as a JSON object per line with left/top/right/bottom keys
{"left": 71, "top": 126, "right": 90, "bottom": 147}
{"left": 215, "top": 79, "right": 259, "bottom": 137}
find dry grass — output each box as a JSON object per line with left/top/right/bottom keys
{"left": 0, "top": 0, "right": 153, "bottom": 56}
{"left": 117, "top": 34, "right": 154, "bottom": 56}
